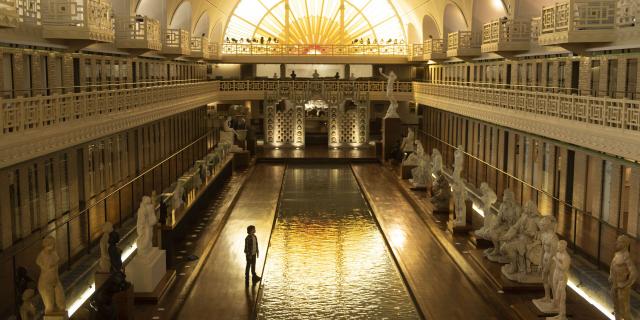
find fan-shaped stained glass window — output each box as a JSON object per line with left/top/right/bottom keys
{"left": 225, "top": 0, "right": 405, "bottom": 45}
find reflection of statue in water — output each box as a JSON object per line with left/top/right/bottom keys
{"left": 98, "top": 222, "right": 114, "bottom": 272}
{"left": 379, "top": 68, "right": 399, "bottom": 118}
{"left": 474, "top": 183, "right": 498, "bottom": 239}
{"left": 37, "top": 236, "right": 66, "bottom": 314}
{"left": 609, "top": 235, "right": 637, "bottom": 320}
{"left": 136, "top": 196, "right": 157, "bottom": 257}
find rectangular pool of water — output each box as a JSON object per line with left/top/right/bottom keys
{"left": 256, "top": 164, "right": 420, "bottom": 319}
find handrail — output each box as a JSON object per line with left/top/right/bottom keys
{"left": 0, "top": 129, "right": 215, "bottom": 262}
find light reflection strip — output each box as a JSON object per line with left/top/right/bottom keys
{"left": 567, "top": 280, "right": 614, "bottom": 320}
{"left": 68, "top": 243, "right": 138, "bottom": 317}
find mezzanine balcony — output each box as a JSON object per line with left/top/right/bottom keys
{"left": 41, "top": 0, "right": 114, "bottom": 44}
{"left": 481, "top": 18, "right": 531, "bottom": 55}
{"left": 446, "top": 31, "right": 481, "bottom": 59}
{"left": 189, "top": 36, "right": 211, "bottom": 60}
{"left": 160, "top": 28, "right": 190, "bottom": 58}
{"left": 410, "top": 39, "right": 446, "bottom": 62}
{"left": 0, "top": 0, "right": 18, "bottom": 27}
{"left": 115, "top": 15, "right": 161, "bottom": 54}
{"left": 538, "top": 0, "right": 616, "bottom": 48}
{"left": 207, "top": 42, "right": 220, "bottom": 61}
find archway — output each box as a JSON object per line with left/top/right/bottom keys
{"left": 136, "top": 0, "right": 162, "bottom": 20}
{"left": 422, "top": 14, "right": 440, "bottom": 40}
{"left": 170, "top": 1, "right": 192, "bottom": 30}
{"left": 472, "top": 0, "right": 508, "bottom": 31}
{"left": 193, "top": 12, "right": 210, "bottom": 37}
{"left": 443, "top": 3, "right": 468, "bottom": 35}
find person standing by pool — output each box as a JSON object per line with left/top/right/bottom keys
{"left": 244, "top": 225, "right": 261, "bottom": 286}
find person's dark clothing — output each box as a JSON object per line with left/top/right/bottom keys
{"left": 244, "top": 234, "right": 259, "bottom": 280}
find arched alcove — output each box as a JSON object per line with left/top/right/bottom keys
{"left": 472, "top": 0, "right": 507, "bottom": 31}
{"left": 515, "top": 0, "right": 557, "bottom": 18}
{"left": 407, "top": 23, "right": 420, "bottom": 44}
{"left": 193, "top": 12, "right": 210, "bottom": 37}
{"left": 136, "top": 0, "right": 163, "bottom": 20}
{"left": 170, "top": 1, "right": 192, "bottom": 30}
{"left": 443, "top": 3, "right": 468, "bottom": 35}
{"left": 210, "top": 20, "right": 224, "bottom": 43}
{"left": 422, "top": 14, "right": 440, "bottom": 39}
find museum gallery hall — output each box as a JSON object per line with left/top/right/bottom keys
{"left": 0, "top": 0, "right": 638, "bottom": 319}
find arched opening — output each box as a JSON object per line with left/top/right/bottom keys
{"left": 472, "top": 0, "right": 508, "bottom": 31}
{"left": 170, "top": 1, "right": 192, "bottom": 30}
{"left": 443, "top": 3, "right": 468, "bottom": 35}
{"left": 136, "top": 0, "right": 162, "bottom": 20}
{"left": 422, "top": 14, "right": 440, "bottom": 40}
{"left": 516, "top": 0, "right": 557, "bottom": 18}
{"left": 407, "top": 23, "right": 420, "bottom": 44}
{"left": 193, "top": 12, "right": 210, "bottom": 37}
{"left": 210, "top": 20, "right": 223, "bottom": 43}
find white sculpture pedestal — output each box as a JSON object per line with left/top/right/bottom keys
{"left": 125, "top": 247, "right": 175, "bottom": 303}
{"left": 43, "top": 311, "right": 68, "bottom": 320}
{"left": 532, "top": 298, "right": 559, "bottom": 314}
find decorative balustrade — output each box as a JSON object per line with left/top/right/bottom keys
{"left": 446, "top": 31, "right": 481, "bottom": 57}
{"left": 530, "top": 17, "right": 541, "bottom": 41}
{"left": 539, "top": 0, "right": 616, "bottom": 45}
{"left": 115, "top": 15, "right": 161, "bottom": 51}
{"left": 413, "top": 82, "right": 640, "bottom": 132}
{"left": 481, "top": 18, "right": 531, "bottom": 53}
{"left": 41, "top": 0, "right": 114, "bottom": 42}
{"left": 207, "top": 42, "right": 220, "bottom": 60}
{"left": 617, "top": 0, "right": 639, "bottom": 28}
{"left": 17, "top": 0, "right": 39, "bottom": 25}
{"left": 161, "top": 28, "right": 190, "bottom": 56}
{"left": 218, "top": 43, "right": 408, "bottom": 57}
{"left": 0, "top": 0, "right": 18, "bottom": 27}
{"left": 190, "top": 36, "right": 211, "bottom": 59}
{"left": 410, "top": 39, "right": 446, "bottom": 61}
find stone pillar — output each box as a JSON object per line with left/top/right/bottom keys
{"left": 382, "top": 118, "right": 402, "bottom": 162}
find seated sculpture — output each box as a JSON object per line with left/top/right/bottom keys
{"left": 500, "top": 201, "right": 542, "bottom": 282}
{"left": 430, "top": 174, "right": 450, "bottom": 211}
{"left": 410, "top": 143, "right": 432, "bottom": 188}
{"left": 481, "top": 190, "right": 521, "bottom": 262}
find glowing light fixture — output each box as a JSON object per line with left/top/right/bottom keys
{"left": 567, "top": 280, "right": 614, "bottom": 319}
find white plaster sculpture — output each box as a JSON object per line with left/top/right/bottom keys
{"left": 451, "top": 176, "right": 468, "bottom": 226}
{"left": 609, "top": 234, "right": 637, "bottom": 320}
{"left": 483, "top": 190, "right": 521, "bottom": 263}
{"left": 222, "top": 116, "right": 236, "bottom": 134}
{"left": 19, "top": 289, "right": 36, "bottom": 320}
{"left": 474, "top": 183, "right": 498, "bottom": 238}
{"left": 532, "top": 216, "right": 560, "bottom": 313}
{"left": 379, "top": 68, "right": 400, "bottom": 119}
{"left": 500, "top": 200, "right": 542, "bottom": 282}
{"left": 136, "top": 196, "right": 157, "bottom": 258}
{"left": 547, "top": 240, "right": 571, "bottom": 320}
{"left": 400, "top": 128, "right": 416, "bottom": 157}
{"left": 37, "top": 236, "right": 66, "bottom": 315}
{"left": 97, "top": 222, "right": 114, "bottom": 273}
{"left": 453, "top": 144, "right": 464, "bottom": 180}
{"left": 193, "top": 165, "right": 203, "bottom": 190}
{"left": 410, "top": 143, "right": 432, "bottom": 188}
{"left": 431, "top": 148, "right": 443, "bottom": 176}
{"left": 172, "top": 181, "right": 185, "bottom": 213}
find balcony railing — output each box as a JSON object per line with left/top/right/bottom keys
{"left": 17, "top": 0, "right": 39, "bottom": 25}
{"left": 481, "top": 18, "right": 531, "bottom": 53}
{"left": 115, "top": 15, "right": 161, "bottom": 51}
{"left": 41, "top": 0, "right": 115, "bottom": 42}
{"left": 617, "top": 0, "right": 639, "bottom": 28}
{"left": 0, "top": 0, "right": 18, "bottom": 27}
{"left": 410, "top": 39, "right": 446, "bottom": 61}
{"left": 208, "top": 42, "right": 220, "bottom": 60}
{"left": 446, "top": 31, "right": 481, "bottom": 57}
{"left": 413, "top": 81, "right": 640, "bottom": 132}
{"left": 218, "top": 43, "right": 409, "bottom": 57}
{"left": 190, "top": 36, "right": 210, "bottom": 59}
{"left": 539, "top": 0, "right": 616, "bottom": 45}
{"left": 161, "top": 28, "right": 190, "bottom": 56}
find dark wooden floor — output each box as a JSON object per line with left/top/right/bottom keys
{"left": 352, "top": 163, "right": 518, "bottom": 319}
{"left": 176, "top": 164, "right": 285, "bottom": 319}
{"left": 257, "top": 145, "right": 376, "bottom": 161}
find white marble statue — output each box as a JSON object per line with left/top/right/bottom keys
{"left": 223, "top": 116, "right": 236, "bottom": 134}
{"left": 532, "top": 216, "right": 560, "bottom": 313}
{"left": 410, "top": 143, "right": 432, "bottom": 188}
{"left": 451, "top": 176, "right": 468, "bottom": 226}
{"left": 19, "top": 289, "right": 36, "bottom": 320}
{"left": 97, "top": 222, "right": 114, "bottom": 273}
{"left": 500, "top": 200, "right": 542, "bottom": 282}
{"left": 474, "top": 183, "right": 498, "bottom": 238}
{"left": 609, "top": 234, "right": 637, "bottom": 320}
{"left": 172, "top": 181, "right": 185, "bottom": 212}
{"left": 37, "top": 236, "right": 66, "bottom": 314}
{"left": 548, "top": 240, "right": 571, "bottom": 320}
{"left": 453, "top": 144, "right": 464, "bottom": 180}
{"left": 401, "top": 128, "right": 416, "bottom": 156}
{"left": 483, "top": 190, "right": 521, "bottom": 262}
{"left": 136, "top": 196, "right": 157, "bottom": 257}
{"left": 431, "top": 148, "right": 443, "bottom": 176}
{"left": 379, "top": 68, "right": 400, "bottom": 119}
{"left": 193, "top": 165, "right": 203, "bottom": 190}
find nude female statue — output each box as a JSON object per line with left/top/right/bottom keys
{"left": 37, "top": 236, "right": 66, "bottom": 314}
{"left": 136, "top": 196, "right": 157, "bottom": 257}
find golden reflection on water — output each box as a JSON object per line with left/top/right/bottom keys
{"left": 257, "top": 165, "right": 419, "bottom": 319}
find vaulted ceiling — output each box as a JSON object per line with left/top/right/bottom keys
{"left": 131, "top": 0, "right": 556, "bottom": 44}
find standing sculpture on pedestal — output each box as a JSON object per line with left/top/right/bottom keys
{"left": 97, "top": 222, "right": 114, "bottom": 273}
{"left": 379, "top": 68, "right": 399, "bottom": 119}
{"left": 136, "top": 196, "right": 157, "bottom": 257}
{"left": 450, "top": 176, "right": 468, "bottom": 227}
{"left": 609, "top": 235, "right": 637, "bottom": 320}
{"left": 171, "top": 181, "right": 185, "bottom": 214}
{"left": 474, "top": 183, "right": 498, "bottom": 238}
{"left": 431, "top": 148, "right": 443, "bottom": 176}
{"left": 429, "top": 149, "right": 450, "bottom": 210}
{"left": 532, "top": 216, "right": 560, "bottom": 313}
{"left": 400, "top": 128, "right": 416, "bottom": 161}
{"left": 453, "top": 145, "right": 464, "bottom": 180}
{"left": 37, "top": 236, "right": 66, "bottom": 316}
{"left": 547, "top": 240, "right": 571, "bottom": 320}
